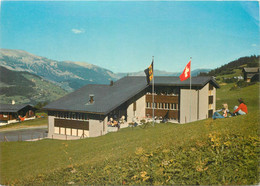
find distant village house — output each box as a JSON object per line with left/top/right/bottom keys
{"left": 0, "top": 102, "right": 36, "bottom": 124}
{"left": 242, "top": 67, "right": 259, "bottom": 82}
{"left": 44, "top": 76, "right": 219, "bottom": 140}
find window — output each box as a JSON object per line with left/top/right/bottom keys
{"left": 209, "top": 96, "right": 213, "bottom": 104}
{"left": 146, "top": 102, "right": 151, "bottom": 108}
{"left": 89, "top": 94, "right": 95, "bottom": 104}
{"left": 209, "top": 84, "right": 214, "bottom": 90}
{"left": 133, "top": 102, "right": 136, "bottom": 111}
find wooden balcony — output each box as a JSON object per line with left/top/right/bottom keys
{"left": 146, "top": 94, "right": 179, "bottom": 103}
{"left": 146, "top": 109, "right": 178, "bottom": 119}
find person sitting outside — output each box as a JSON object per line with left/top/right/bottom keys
{"left": 233, "top": 98, "right": 248, "bottom": 116}
{"left": 107, "top": 120, "right": 112, "bottom": 126}
{"left": 112, "top": 120, "right": 118, "bottom": 127}
{"left": 18, "top": 115, "right": 25, "bottom": 122}
{"left": 213, "top": 103, "right": 229, "bottom": 120}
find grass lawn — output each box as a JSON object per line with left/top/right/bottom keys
{"left": 0, "top": 83, "right": 259, "bottom": 185}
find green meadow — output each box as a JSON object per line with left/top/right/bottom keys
{"left": 0, "top": 83, "right": 259, "bottom": 185}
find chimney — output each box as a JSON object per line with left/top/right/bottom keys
{"left": 89, "top": 94, "right": 94, "bottom": 104}
{"left": 110, "top": 80, "right": 114, "bottom": 86}
{"left": 12, "top": 100, "right": 15, "bottom": 105}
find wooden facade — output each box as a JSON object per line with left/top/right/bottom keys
{"left": 242, "top": 67, "right": 259, "bottom": 82}
{"left": 0, "top": 113, "right": 16, "bottom": 121}
{"left": 54, "top": 118, "right": 90, "bottom": 136}
{"left": 145, "top": 94, "right": 179, "bottom": 120}
{"left": 0, "top": 105, "right": 35, "bottom": 122}
{"left": 54, "top": 118, "right": 89, "bottom": 130}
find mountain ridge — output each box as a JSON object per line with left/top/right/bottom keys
{"left": 0, "top": 48, "right": 212, "bottom": 91}
{"left": 0, "top": 48, "right": 119, "bottom": 91}
{"left": 0, "top": 66, "right": 67, "bottom": 104}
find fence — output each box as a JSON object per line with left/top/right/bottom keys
{"left": 0, "top": 129, "right": 48, "bottom": 142}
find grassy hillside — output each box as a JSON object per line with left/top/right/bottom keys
{"left": 0, "top": 66, "right": 67, "bottom": 104}
{"left": 0, "top": 82, "right": 259, "bottom": 185}
{"left": 204, "top": 55, "right": 259, "bottom": 77}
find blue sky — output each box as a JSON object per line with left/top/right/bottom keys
{"left": 0, "top": 1, "right": 259, "bottom": 73}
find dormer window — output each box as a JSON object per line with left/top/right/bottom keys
{"left": 89, "top": 94, "right": 95, "bottom": 104}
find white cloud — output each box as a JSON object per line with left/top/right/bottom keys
{"left": 71, "top": 28, "right": 85, "bottom": 34}
{"left": 251, "top": 43, "right": 257, "bottom": 47}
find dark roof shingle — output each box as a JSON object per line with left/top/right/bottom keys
{"left": 243, "top": 67, "right": 259, "bottom": 73}
{"left": 0, "top": 104, "right": 32, "bottom": 112}
{"left": 44, "top": 76, "right": 219, "bottom": 114}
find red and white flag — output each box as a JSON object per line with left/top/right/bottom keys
{"left": 179, "top": 61, "right": 191, "bottom": 81}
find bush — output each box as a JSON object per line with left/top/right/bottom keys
{"left": 230, "top": 80, "right": 255, "bottom": 91}
{"left": 223, "top": 77, "right": 238, "bottom": 83}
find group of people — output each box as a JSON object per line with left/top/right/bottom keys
{"left": 213, "top": 98, "right": 248, "bottom": 120}
{"left": 107, "top": 115, "right": 126, "bottom": 129}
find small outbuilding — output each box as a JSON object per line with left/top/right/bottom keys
{"left": 0, "top": 104, "right": 36, "bottom": 124}
{"left": 242, "top": 67, "right": 259, "bottom": 82}
{"left": 44, "top": 76, "right": 219, "bottom": 140}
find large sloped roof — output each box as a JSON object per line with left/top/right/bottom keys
{"left": 0, "top": 104, "right": 32, "bottom": 113}
{"left": 44, "top": 76, "right": 219, "bottom": 115}
{"left": 242, "top": 67, "right": 259, "bottom": 73}
{"left": 154, "top": 76, "right": 219, "bottom": 88}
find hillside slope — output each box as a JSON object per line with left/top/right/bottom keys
{"left": 0, "top": 82, "right": 259, "bottom": 185}
{"left": 0, "top": 66, "right": 67, "bottom": 104}
{"left": 0, "top": 49, "right": 119, "bottom": 91}
{"left": 200, "top": 55, "right": 259, "bottom": 77}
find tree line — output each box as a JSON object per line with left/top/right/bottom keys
{"left": 199, "top": 55, "right": 259, "bottom": 77}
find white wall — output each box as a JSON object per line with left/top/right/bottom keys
{"left": 127, "top": 104, "right": 134, "bottom": 122}
{"left": 48, "top": 115, "right": 108, "bottom": 139}
{"left": 180, "top": 89, "right": 198, "bottom": 123}
{"left": 180, "top": 83, "right": 217, "bottom": 123}
{"left": 48, "top": 116, "right": 55, "bottom": 137}
{"left": 198, "top": 84, "right": 209, "bottom": 120}
{"left": 89, "top": 119, "right": 106, "bottom": 137}
{"left": 127, "top": 94, "right": 146, "bottom": 122}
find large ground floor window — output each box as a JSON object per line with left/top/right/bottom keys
{"left": 54, "top": 118, "right": 89, "bottom": 137}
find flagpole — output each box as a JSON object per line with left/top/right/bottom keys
{"left": 152, "top": 56, "right": 155, "bottom": 127}
{"left": 189, "top": 57, "right": 192, "bottom": 122}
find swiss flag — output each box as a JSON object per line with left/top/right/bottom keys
{"left": 179, "top": 61, "right": 191, "bottom": 81}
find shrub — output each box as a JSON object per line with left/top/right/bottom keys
{"left": 230, "top": 80, "right": 255, "bottom": 90}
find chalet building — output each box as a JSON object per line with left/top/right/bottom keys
{"left": 0, "top": 104, "right": 36, "bottom": 123}
{"left": 242, "top": 67, "right": 259, "bottom": 82}
{"left": 44, "top": 76, "right": 219, "bottom": 139}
